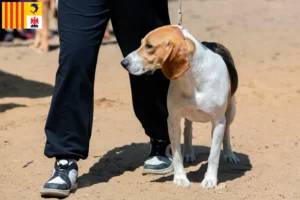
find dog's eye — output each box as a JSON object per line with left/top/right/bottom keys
{"left": 145, "top": 43, "right": 153, "bottom": 49}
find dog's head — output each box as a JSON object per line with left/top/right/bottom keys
{"left": 121, "top": 25, "right": 195, "bottom": 80}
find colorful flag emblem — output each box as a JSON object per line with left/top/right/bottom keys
{"left": 1, "top": 2, "right": 42, "bottom": 29}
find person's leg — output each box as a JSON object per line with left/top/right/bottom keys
{"left": 36, "top": 0, "right": 50, "bottom": 52}
{"left": 102, "top": 20, "right": 116, "bottom": 44}
{"left": 50, "top": 0, "right": 57, "bottom": 18}
{"left": 0, "top": 30, "right": 5, "bottom": 41}
{"left": 110, "top": 0, "right": 172, "bottom": 174}
{"left": 41, "top": 0, "right": 110, "bottom": 197}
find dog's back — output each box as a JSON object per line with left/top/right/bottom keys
{"left": 201, "top": 42, "right": 238, "bottom": 97}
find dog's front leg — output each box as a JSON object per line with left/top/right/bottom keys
{"left": 183, "top": 119, "right": 196, "bottom": 163}
{"left": 168, "top": 115, "right": 191, "bottom": 188}
{"left": 201, "top": 116, "right": 226, "bottom": 189}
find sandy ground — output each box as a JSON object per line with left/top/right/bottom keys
{"left": 1, "top": 0, "right": 300, "bottom": 199}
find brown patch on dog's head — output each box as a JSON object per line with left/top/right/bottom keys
{"left": 137, "top": 25, "right": 195, "bottom": 80}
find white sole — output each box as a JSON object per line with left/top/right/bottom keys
{"left": 40, "top": 183, "right": 77, "bottom": 198}
{"left": 142, "top": 163, "right": 174, "bottom": 175}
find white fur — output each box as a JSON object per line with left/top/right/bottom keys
{"left": 170, "top": 26, "right": 239, "bottom": 188}
{"left": 124, "top": 25, "right": 239, "bottom": 189}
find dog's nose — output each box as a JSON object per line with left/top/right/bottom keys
{"left": 121, "top": 59, "right": 129, "bottom": 69}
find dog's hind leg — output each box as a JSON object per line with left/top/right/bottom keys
{"left": 168, "top": 115, "right": 191, "bottom": 187}
{"left": 183, "top": 119, "right": 196, "bottom": 163}
{"left": 223, "top": 96, "right": 240, "bottom": 163}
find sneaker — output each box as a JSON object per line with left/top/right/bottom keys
{"left": 3, "top": 32, "right": 14, "bottom": 42}
{"left": 40, "top": 159, "right": 78, "bottom": 198}
{"left": 142, "top": 139, "right": 173, "bottom": 175}
{"left": 17, "top": 29, "right": 35, "bottom": 40}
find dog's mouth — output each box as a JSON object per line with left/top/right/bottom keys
{"left": 129, "top": 68, "right": 153, "bottom": 76}
{"left": 144, "top": 70, "right": 153, "bottom": 76}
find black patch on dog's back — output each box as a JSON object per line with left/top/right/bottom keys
{"left": 201, "top": 41, "right": 238, "bottom": 96}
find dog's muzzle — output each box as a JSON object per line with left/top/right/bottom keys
{"left": 121, "top": 53, "right": 153, "bottom": 76}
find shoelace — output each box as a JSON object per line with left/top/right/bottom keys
{"left": 54, "top": 163, "right": 69, "bottom": 177}
{"left": 48, "top": 163, "right": 72, "bottom": 187}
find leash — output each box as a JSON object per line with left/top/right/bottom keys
{"left": 177, "top": 0, "right": 183, "bottom": 25}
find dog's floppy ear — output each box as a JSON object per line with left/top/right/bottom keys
{"left": 161, "top": 40, "right": 190, "bottom": 80}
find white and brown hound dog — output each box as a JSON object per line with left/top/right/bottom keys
{"left": 121, "top": 25, "right": 240, "bottom": 189}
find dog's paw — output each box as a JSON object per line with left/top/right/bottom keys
{"left": 184, "top": 151, "right": 196, "bottom": 163}
{"left": 200, "top": 175, "right": 217, "bottom": 189}
{"left": 173, "top": 175, "right": 191, "bottom": 188}
{"left": 223, "top": 151, "right": 240, "bottom": 164}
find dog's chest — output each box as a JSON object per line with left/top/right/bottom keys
{"left": 179, "top": 104, "right": 214, "bottom": 123}
{"left": 168, "top": 82, "right": 215, "bottom": 123}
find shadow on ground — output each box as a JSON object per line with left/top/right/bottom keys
{"left": 151, "top": 145, "right": 252, "bottom": 185}
{"left": 48, "top": 44, "right": 60, "bottom": 52}
{"left": 77, "top": 143, "right": 252, "bottom": 189}
{"left": 0, "top": 43, "right": 60, "bottom": 52}
{"left": 0, "top": 103, "right": 26, "bottom": 113}
{"left": 78, "top": 143, "right": 148, "bottom": 189}
{"left": 102, "top": 40, "right": 118, "bottom": 45}
{"left": 0, "top": 70, "right": 54, "bottom": 98}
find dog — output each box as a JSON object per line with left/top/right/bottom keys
{"left": 121, "top": 25, "right": 240, "bottom": 189}
{"left": 30, "top": 0, "right": 57, "bottom": 52}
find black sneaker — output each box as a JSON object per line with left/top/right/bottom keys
{"left": 142, "top": 139, "right": 173, "bottom": 175}
{"left": 40, "top": 159, "right": 78, "bottom": 198}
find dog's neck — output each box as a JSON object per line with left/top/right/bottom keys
{"left": 177, "top": 27, "right": 208, "bottom": 92}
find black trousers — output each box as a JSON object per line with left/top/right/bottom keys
{"left": 0, "top": 29, "right": 5, "bottom": 41}
{"left": 44, "top": 0, "right": 171, "bottom": 160}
